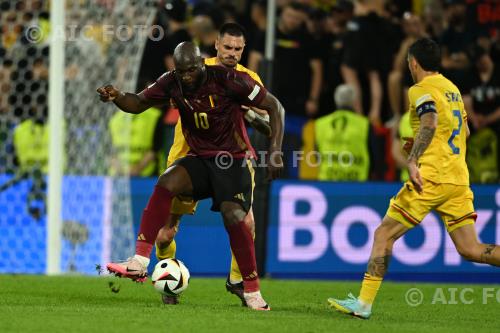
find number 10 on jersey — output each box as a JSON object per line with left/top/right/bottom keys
{"left": 194, "top": 112, "right": 209, "bottom": 129}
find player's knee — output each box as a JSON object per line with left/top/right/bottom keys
{"left": 220, "top": 203, "right": 246, "bottom": 226}
{"left": 222, "top": 209, "right": 240, "bottom": 226}
{"left": 243, "top": 212, "right": 255, "bottom": 234}
{"left": 374, "top": 225, "right": 390, "bottom": 243}
{"left": 157, "top": 173, "right": 175, "bottom": 192}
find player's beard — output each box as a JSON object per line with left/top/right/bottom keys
{"left": 222, "top": 57, "right": 238, "bottom": 68}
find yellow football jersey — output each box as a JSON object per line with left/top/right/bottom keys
{"left": 166, "top": 58, "right": 264, "bottom": 167}
{"left": 408, "top": 73, "right": 469, "bottom": 185}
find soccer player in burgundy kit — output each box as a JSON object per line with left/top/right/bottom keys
{"left": 97, "top": 42, "right": 284, "bottom": 310}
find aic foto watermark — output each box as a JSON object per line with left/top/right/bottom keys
{"left": 405, "top": 287, "right": 500, "bottom": 306}
{"left": 214, "top": 150, "right": 355, "bottom": 170}
{"left": 24, "top": 24, "right": 167, "bottom": 44}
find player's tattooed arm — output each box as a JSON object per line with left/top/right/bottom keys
{"left": 407, "top": 112, "right": 437, "bottom": 163}
{"left": 256, "top": 91, "right": 285, "bottom": 180}
{"left": 407, "top": 111, "right": 437, "bottom": 193}
{"left": 96, "top": 85, "right": 158, "bottom": 114}
{"left": 367, "top": 250, "right": 392, "bottom": 278}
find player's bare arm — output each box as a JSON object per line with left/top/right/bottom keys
{"left": 255, "top": 91, "right": 285, "bottom": 180}
{"left": 407, "top": 112, "right": 437, "bottom": 193}
{"left": 96, "top": 85, "right": 158, "bottom": 114}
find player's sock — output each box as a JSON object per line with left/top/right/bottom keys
{"left": 229, "top": 252, "right": 243, "bottom": 284}
{"left": 156, "top": 239, "right": 177, "bottom": 260}
{"left": 358, "top": 273, "right": 383, "bottom": 310}
{"left": 226, "top": 221, "right": 259, "bottom": 292}
{"left": 135, "top": 185, "right": 175, "bottom": 258}
{"left": 229, "top": 232, "right": 254, "bottom": 283}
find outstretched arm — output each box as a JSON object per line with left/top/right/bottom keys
{"left": 255, "top": 91, "right": 285, "bottom": 180}
{"left": 97, "top": 85, "right": 160, "bottom": 114}
{"left": 407, "top": 112, "right": 437, "bottom": 193}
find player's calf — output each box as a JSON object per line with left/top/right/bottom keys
{"left": 456, "top": 243, "right": 500, "bottom": 266}
{"left": 451, "top": 224, "right": 500, "bottom": 266}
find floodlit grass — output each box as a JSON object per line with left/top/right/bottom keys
{"left": 0, "top": 275, "right": 499, "bottom": 332}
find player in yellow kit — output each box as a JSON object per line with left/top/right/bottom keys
{"left": 328, "top": 38, "right": 500, "bottom": 319}
{"left": 155, "top": 23, "right": 270, "bottom": 305}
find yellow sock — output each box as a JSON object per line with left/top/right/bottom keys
{"left": 359, "top": 273, "right": 383, "bottom": 306}
{"left": 156, "top": 239, "right": 176, "bottom": 260}
{"left": 229, "top": 251, "right": 243, "bottom": 282}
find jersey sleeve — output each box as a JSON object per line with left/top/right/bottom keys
{"left": 408, "top": 85, "right": 437, "bottom": 117}
{"left": 247, "top": 70, "right": 263, "bottom": 86}
{"left": 227, "top": 70, "right": 268, "bottom": 107}
{"left": 140, "top": 72, "right": 172, "bottom": 102}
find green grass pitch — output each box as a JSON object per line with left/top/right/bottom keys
{"left": 1, "top": 275, "right": 499, "bottom": 333}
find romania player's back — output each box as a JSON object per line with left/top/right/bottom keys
{"left": 408, "top": 74, "right": 469, "bottom": 185}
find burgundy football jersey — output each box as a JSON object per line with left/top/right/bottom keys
{"left": 141, "top": 66, "right": 267, "bottom": 158}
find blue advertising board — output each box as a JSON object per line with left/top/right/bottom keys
{"left": 0, "top": 175, "right": 107, "bottom": 274}
{"left": 2, "top": 173, "right": 499, "bottom": 282}
{"left": 266, "top": 180, "right": 500, "bottom": 281}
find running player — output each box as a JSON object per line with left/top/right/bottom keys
{"left": 155, "top": 23, "right": 269, "bottom": 305}
{"left": 97, "top": 42, "right": 284, "bottom": 310}
{"left": 328, "top": 38, "right": 500, "bottom": 319}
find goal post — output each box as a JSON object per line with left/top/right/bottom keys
{"left": 46, "top": 0, "right": 65, "bottom": 276}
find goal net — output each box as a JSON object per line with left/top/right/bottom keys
{"left": 0, "top": 0, "right": 157, "bottom": 274}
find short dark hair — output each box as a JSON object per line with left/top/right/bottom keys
{"left": 218, "top": 22, "right": 246, "bottom": 40}
{"left": 408, "top": 38, "right": 441, "bottom": 72}
{"left": 286, "top": 2, "right": 309, "bottom": 13}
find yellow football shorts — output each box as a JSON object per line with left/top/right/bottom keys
{"left": 386, "top": 178, "right": 477, "bottom": 233}
{"left": 170, "top": 195, "right": 197, "bottom": 215}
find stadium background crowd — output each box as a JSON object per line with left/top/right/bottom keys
{"left": 0, "top": 0, "right": 499, "bottom": 183}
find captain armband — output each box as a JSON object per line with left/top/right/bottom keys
{"left": 416, "top": 101, "right": 437, "bottom": 117}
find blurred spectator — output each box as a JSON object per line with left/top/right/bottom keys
{"left": 463, "top": 46, "right": 500, "bottom": 183}
{"left": 319, "top": 0, "right": 354, "bottom": 117}
{"left": 12, "top": 104, "right": 49, "bottom": 219}
{"left": 341, "top": 0, "right": 399, "bottom": 126}
{"left": 315, "top": 84, "right": 372, "bottom": 181}
{"left": 220, "top": 3, "right": 239, "bottom": 24}
{"left": 250, "top": 0, "right": 267, "bottom": 34}
{"left": 247, "top": 0, "right": 267, "bottom": 66}
{"left": 387, "top": 12, "right": 426, "bottom": 119}
{"left": 439, "top": 0, "right": 479, "bottom": 89}
{"left": 421, "top": 0, "right": 446, "bottom": 39}
{"left": 248, "top": 2, "right": 323, "bottom": 178}
{"left": 13, "top": 104, "right": 49, "bottom": 174}
{"left": 391, "top": 111, "right": 412, "bottom": 182}
{"left": 108, "top": 104, "right": 163, "bottom": 177}
{"left": 192, "top": 1, "right": 226, "bottom": 29}
{"left": 137, "top": 0, "right": 190, "bottom": 88}
{"left": 190, "top": 15, "right": 218, "bottom": 58}
{"left": 464, "top": 47, "right": 500, "bottom": 133}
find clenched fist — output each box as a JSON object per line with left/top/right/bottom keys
{"left": 96, "top": 85, "right": 121, "bottom": 102}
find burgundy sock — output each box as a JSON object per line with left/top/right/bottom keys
{"left": 135, "top": 185, "right": 174, "bottom": 258}
{"left": 226, "top": 221, "right": 259, "bottom": 292}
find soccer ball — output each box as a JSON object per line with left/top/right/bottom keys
{"left": 152, "top": 258, "right": 190, "bottom": 296}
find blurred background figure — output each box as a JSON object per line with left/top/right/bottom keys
{"left": 463, "top": 46, "right": 500, "bottom": 183}
{"left": 108, "top": 100, "right": 163, "bottom": 177}
{"left": 248, "top": 1, "right": 323, "bottom": 179}
{"left": 315, "top": 84, "right": 372, "bottom": 182}
{"left": 387, "top": 12, "right": 426, "bottom": 121}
